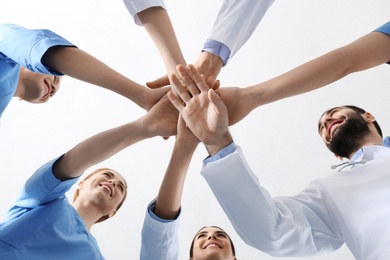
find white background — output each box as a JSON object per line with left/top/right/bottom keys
{"left": 1, "top": 1, "right": 390, "bottom": 259}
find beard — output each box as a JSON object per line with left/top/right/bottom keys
{"left": 327, "top": 113, "right": 370, "bottom": 158}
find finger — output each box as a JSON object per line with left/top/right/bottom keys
{"left": 208, "top": 89, "right": 227, "bottom": 117}
{"left": 205, "top": 75, "right": 216, "bottom": 89}
{"left": 146, "top": 75, "right": 170, "bottom": 89}
{"left": 212, "top": 80, "right": 220, "bottom": 90}
{"left": 186, "top": 64, "right": 210, "bottom": 92}
{"left": 169, "top": 72, "right": 192, "bottom": 103}
{"left": 176, "top": 65, "right": 200, "bottom": 97}
{"left": 167, "top": 90, "right": 185, "bottom": 113}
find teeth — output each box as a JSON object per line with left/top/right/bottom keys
{"left": 206, "top": 244, "right": 219, "bottom": 249}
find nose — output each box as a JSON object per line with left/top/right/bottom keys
{"left": 207, "top": 234, "right": 216, "bottom": 240}
{"left": 109, "top": 179, "right": 116, "bottom": 187}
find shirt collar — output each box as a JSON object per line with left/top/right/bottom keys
{"left": 351, "top": 136, "right": 390, "bottom": 161}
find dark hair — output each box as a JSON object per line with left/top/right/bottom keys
{"left": 342, "top": 105, "right": 382, "bottom": 137}
{"left": 73, "top": 168, "right": 128, "bottom": 223}
{"left": 189, "top": 226, "right": 236, "bottom": 257}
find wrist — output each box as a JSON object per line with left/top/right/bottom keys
{"left": 195, "top": 51, "right": 223, "bottom": 78}
{"left": 205, "top": 131, "right": 233, "bottom": 156}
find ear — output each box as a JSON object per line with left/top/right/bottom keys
{"left": 108, "top": 210, "right": 117, "bottom": 218}
{"left": 363, "top": 112, "right": 375, "bottom": 123}
{"left": 77, "top": 181, "right": 84, "bottom": 190}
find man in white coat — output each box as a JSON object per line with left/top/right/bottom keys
{"left": 168, "top": 64, "right": 390, "bottom": 260}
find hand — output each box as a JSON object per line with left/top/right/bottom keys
{"left": 176, "top": 114, "right": 200, "bottom": 148}
{"left": 142, "top": 87, "right": 170, "bottom": 111}
{"left": 141, "top": 93, "right": 179, "bottom": 138}
{"left": 168, "top": 64, "right": 232, "bottom": 155}
{"left": 146, "top": 51, "right": 223, "bottom": 90}
{"left": 215, "top": 86, "right": 251, "bottom": 126}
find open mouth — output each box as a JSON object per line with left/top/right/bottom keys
{"left": 204, "top": 243, "right": 221, "bottom": 249}
{"left": 100, "top": 184, "right": 113, "bottom": 197}
{"left": 327, "top": 119, "right": 344, "bottom": 140}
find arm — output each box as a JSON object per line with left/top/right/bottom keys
{"left": 204, "top": 0, "right": 275, "bottom": 64}
{"left": 201, "top": 146, "right": 344, "bottom": 256}
{"left": 41, "top": 44, "right": 168, "bottom": 111}
{"left": 0, "top": 23, "right": 166, "bottom": 110}
{"left": 140, "top": 116, "right": 199, "bottom": 260}
{"left": 154, "top": 115, "right": 199, "bottom": 219}
{"left": 52, "top": 94, "right": 178, "bottom": 181}
{"left": 168, "top": 64, "right": 232, "bottom": 155}
{"left": 131, "top": 0, "right": 275, "bottom": 88}
{"left": 217, "top": 25, "right": 390, "bottom": 125}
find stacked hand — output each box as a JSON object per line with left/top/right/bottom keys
{"left": 167, "top": 64, "right": 232, "bottom": 155}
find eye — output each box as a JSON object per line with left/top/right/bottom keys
{"left": 197, "top": 234, "right": 205, "bottom": 238}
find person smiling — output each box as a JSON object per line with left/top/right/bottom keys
{"left": 189, "top": 226, "right": 236, "bottom": 260}
{"left": 0, "top": 94, "right": 177, "bottom": 260}
{"left": 0, "top": 23, "right": 168, "bottom": 121}
{"left": 139, "top": 89, "right": 237, "bottom": 259}
{"left": 167, "top": 61, "right": 390, "bottom": 259}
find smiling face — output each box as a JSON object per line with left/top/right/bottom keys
{"left": 17, "top": 67, "right": 61, "bottom": 103}
{"left": 318, "top": 106, "right": 371, "bottom": 158}
{"left": 190, "top": 227, "right": 236, "bottom": 260}
{"left": 74, "top": 168, "right": 127, "bottom": 223}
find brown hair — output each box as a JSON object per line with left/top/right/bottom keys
{"left": 73, "top": 168, "right": 127, "bottom": 223}
{"left": 189, "top": 226, "right": 236, "bottom": 257}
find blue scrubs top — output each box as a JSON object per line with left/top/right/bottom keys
{"left": 0, "top": 24, "right": 75, "bottom": 118}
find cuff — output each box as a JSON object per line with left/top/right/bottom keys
{"left": 202, "top": 39, "right": 231, "bottom": 66}
{"left": 203, "top": 141, "right": 237, "bottom": 166}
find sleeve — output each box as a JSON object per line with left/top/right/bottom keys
{"left": 201, "top": 146, "right": 344, "bottom": 257}
{"left": 373, "top": 21, "right": 390, "bottom": 64}
{"left": 8, "top": 155, "right": 79, "bottom": 212}
{"left": 140, "top": 199, "right": 180, "bottom": 260}
{"left": 205, "top": 0, "right": 275, "bottom": 64}
{"left": 123, "top": 0, "right": 166, "bottom": 26}
{"left": 0, "top": 23, "right": 76, "bottom": 75}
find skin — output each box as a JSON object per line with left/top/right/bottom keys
{"left": 168, "top": 64, "right": 232, "bottom": 156}
{"left": 154, "top": 115, "right": 200, "bottom": 219}
{"left": 39, "top": 45, "right": 168, "bottom": 110}
{"left": 136, "top": 7, "right": 223, "bottom": 90}
{"left": 214, "top": 31, "right": 390, "bottom": 126}
{"left": 15, "top": 67, "right": 61, "bottom": 103}
{"left": 73, "top": 169, "right": 127, "bottom": 230}
{"left": 191, "top": 227, "right": 236, "bottom": 260}
{"left": 317, "top": 107, "right": 382, "bottom": 159}
{"left": 51, "top": 94, "right": 177, "bottom": 231}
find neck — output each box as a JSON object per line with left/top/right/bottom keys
{"left": 72, "top": 201, "right": 102, "bottom": 231}
{"left": 14, "top": 67, "right": 26, "bottom": 99}
{"left": 347, "top": 134, "right": 383, "bottom": 159}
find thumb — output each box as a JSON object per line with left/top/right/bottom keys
{"left": 208, "top": 89, "right": 227, "bottom": 116}
{"left": 146, "top": 75, "right": 170, "bottom": 89}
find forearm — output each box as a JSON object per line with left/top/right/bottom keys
{"left": 41, "top": 46, "right": 148, "bottom": 108}
{"left": 137, "top": 7, "right": 186, "bottom": 74}
{"left": 201, "top": 147, "right": 341, "bottom": 255}
{"left": 154, "top": 139, "right": 198, "bottom": 219}
{"left": 53, "top": 117, "right": 151, "bottom": 180}
{"left": 247, "top": 32, "right": 390, "bottom": 110}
